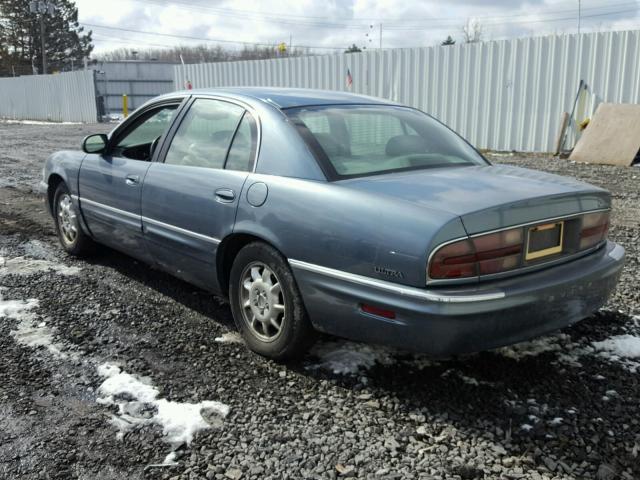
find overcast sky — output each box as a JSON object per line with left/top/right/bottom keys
{"left": 75, "top": 0, "right": 640, "bottom": 55}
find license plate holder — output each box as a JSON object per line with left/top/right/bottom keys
{"left": 526, "top": 221, "right": 564, "bottom": 261}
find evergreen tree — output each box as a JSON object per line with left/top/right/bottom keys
{"left": 441, "top": 36, "right": 456, "bottom": 46}
{"left": 345, "top": 44, "right": 362, "bottom": 54}
{"left": 0, "top": 0, "right": 93, "bottom": 77}
{"left": 0, "top": 0, "right": 32, "bottom": 76}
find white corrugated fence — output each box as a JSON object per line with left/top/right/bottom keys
{"left": 0, "top": 70, "right": 98, "bottom": 123}
{"left": 175, "top": 30, "right": 640, "bottom": 152}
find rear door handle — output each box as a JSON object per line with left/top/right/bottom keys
{"left": 215, "top": 188, "right": 236, "bottom": 202}
{"left": 125, "top": 175, "right": 140, "bottom": 186}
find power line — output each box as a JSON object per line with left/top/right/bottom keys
{"left": 84, "top": 1, "right": 640, "bottom": 53}
{"left": 129, "top": 0, "right": 369, "bottom": 29}
{"left": 83, "top": 23, "right": 345, "bottom": 51}
{"left": 128, "top": 0, "right": 639, "bottom": 28}
{"left": 384, "top": 6, "right": 640, "bottom": 30}
{"left": 92, "top": 33, "right": 179, "bottom": 49}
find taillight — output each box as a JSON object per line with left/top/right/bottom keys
{"left": 428, "top": 210, "right": 610, "bottom": 282}
{"left": 580, "top": 211, "right": 609, "bottom": 250}
{"left": 429, "top": 228, "right": 524, "bottom": 280}
{"left": 429, "top": 238, "right": 476, "bottom": 279}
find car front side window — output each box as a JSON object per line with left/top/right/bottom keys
{"left": 164, "top": 99, "right": 245, "bottom": 169}
{"left": 112, "top": 106, "right": 178, "bottom": 161}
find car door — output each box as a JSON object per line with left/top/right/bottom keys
{"left": 78, "top": 101, "right": 183, "bottom": 262}
{"left": 141, "top": 97, "right": 259, "bottom": 291}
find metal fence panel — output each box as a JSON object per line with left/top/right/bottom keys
{"left": 0, "top": 70, "right": 98, "bottom": 123}
{"left": 91, "top": 61, "right": 176, "bottom": 113}
{"left": 175, "top": 30, "right": 640, "bottom": 152}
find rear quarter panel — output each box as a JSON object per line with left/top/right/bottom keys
{"left": 233, "top": 174, "right": 466, "bottom": 287}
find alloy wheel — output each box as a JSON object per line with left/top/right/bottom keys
{"left": 57, "top": 194, "right": 78, "bottom": 246}
{"left": 239, "top": 261, "right": 286, "bottom": 342}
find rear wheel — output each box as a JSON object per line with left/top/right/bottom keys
{"left": 229, "top": 242, "right": 316, "bottom": 360}
{"left": 53, "top": 183, "right": 95, "bottom": 257}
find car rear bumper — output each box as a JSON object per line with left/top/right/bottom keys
{"left": 290, "top": 241, "right": 625, "bottom": 356}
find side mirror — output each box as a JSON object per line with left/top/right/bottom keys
{"left": 82, "top": 134, "right": 108, "bottom": 154}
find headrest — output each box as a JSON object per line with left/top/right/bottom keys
{"left": 385, "top": 135, "right": 428, "bottom": 156}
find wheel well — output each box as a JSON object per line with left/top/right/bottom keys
{"left": 217, "top": 233, "right": 275, "bottom": 295}
{"left": 47, "top": 174, "right": 65, "bottom": 212}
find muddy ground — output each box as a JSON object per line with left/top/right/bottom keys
{"left": 0, "top": 121, "right": 639, "bottom": 480}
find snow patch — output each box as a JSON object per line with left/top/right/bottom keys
{"left": 495, "top": 332, "right": 595, "bottom": 367}
{"left": 97, "top": 364, "right": 159, "bottom": 404}
{"left": 20, "top": 240, "right": 58, "bottom": 261}
{"left": 0, "top": 256, "right": 80, "bottom": 276}
{"left": 0, "top": 119, "right": 81, "bottom": 125}
{"left": 308, "top": 341, "right": 395, "bottom": 375}
{"left": 214, "top": 332, "right": 244, "bottom": 344}
{"left": 441, "top": 368, "right": 493, "bottom": 387}
{"left": 11, "top": 318, "right": 67, "bottom": 359}
{"left": 402, "top": 354, "right": 439, "bottom": 370}
{"left": 162, "top": 452, "right": 178, "bottom": 465}
{"left": 0, "top": 178, "right": 17, "bottom": 188}
{"left": 307, "top": 340, "right": 442, "bottom": 375}
{"left": 0, "top": 298, "right": 38, "bottom": 318}
{"left": 96, "top": 363, "right": 230, "bottom": 447}
{"left": 495, "top": 325, "right": 640, "bottom": 372}
{"left": 496, "top": 333, "right": 573, "bottom": 360}
{"left": 592, "top": 335, "right": 640, "bottom": 358}
{"left": 591, "top": 334, "right": 640, "bottom": 372}
{"left": 1, "top": 298, "right": 68, "bottom": 359}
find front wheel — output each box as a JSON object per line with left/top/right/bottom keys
{"left": 229, "top": 242, "right": 316, "bottom": 360}
{"left": 53, "top": 183, "right": 95, "bottom": 257}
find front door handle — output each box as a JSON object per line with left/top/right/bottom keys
{"left": 125, "top": 175, "right": 140, "bottom": 186}
{"left": 215, "top": 188, "right": 236, "bottom": 202}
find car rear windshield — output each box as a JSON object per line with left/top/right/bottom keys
{"left": 286, "top": 105, "right": 488, "bottom": 179}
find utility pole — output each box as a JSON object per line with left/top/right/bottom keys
{"left": 29, "top": 1, "right": 56, "bottom": 75}
{"left": 39, "top": 15, "right": 46, "bottom": 74}
{"left": 578, "top": 0, "right": 581, "bottom": 36}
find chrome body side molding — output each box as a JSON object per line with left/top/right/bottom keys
{"left": 74, "top": 195, "right": 221, "bottom": 245}
{"left": 288, "top": 259, "right": 505, "bottom": 303}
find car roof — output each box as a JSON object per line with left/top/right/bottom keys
{"left": 167, "top": 87, "right": 396, "bottom": 109}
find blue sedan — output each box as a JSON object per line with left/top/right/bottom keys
{"left": 41, "top": 88, "right": 625, "bottom": 359}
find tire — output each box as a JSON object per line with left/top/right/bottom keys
{"left": 53, "top": 183, "right": 95, "bottom": 257}
{"left": 229, "top": 242, "right": 316, "bottom": 360}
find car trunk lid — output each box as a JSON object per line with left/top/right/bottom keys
{"left": 340, "top": 164, "right": 610, "bottom": 234}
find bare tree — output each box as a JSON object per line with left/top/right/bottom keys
{"left": 94, "top": 43, "right": 306, "bottom": 63}
{"left": 462, "top": 18, "right": 483, "bottom": 44}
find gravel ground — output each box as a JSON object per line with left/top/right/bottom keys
{"left": 1, "top": 121, "right": 639, "bottom": 480}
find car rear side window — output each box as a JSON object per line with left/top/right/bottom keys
{"left": 164, "top": 99, "right": 245, "bottom": 169}
{"left": 225, "top": 113, "right": 258, "bottom": 172}
{"left": 287, "top": 105, "right": 487, "bottom": 180}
